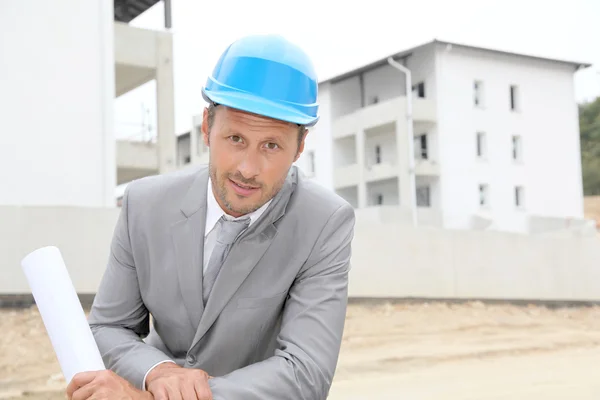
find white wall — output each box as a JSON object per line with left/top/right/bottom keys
{"left": 435, "top": 43, "right": 584, "bottom": 231}
{"left": 0, "top": 0, "right": 116, "bottom": 207}
{"left": 0, "top": 206, "right": 119, "bottom": 294}
{"left": 3, "top": 206, "right": 600, "bottom": 303}
{"left": 301, "top": 82, "right": 334, "bottom": 190}
{"left": 349, "top": 219, "right": 600, "bottom": 301}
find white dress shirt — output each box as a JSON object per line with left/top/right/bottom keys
{"left": 143, "top": 177, "right": 271, "bottom": 389}
{"left": 203, "top": 177, "right": 271, "bottom": 272}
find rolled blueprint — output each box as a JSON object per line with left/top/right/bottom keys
{"left": 21, "top": 246, "right": 105, "bottom": 383}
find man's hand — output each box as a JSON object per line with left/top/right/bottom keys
{"left": 145, "top": 362, "right": 213, "bottom": 400}
{"left": 66, "top": 370, "right": 152, "bottom": 400}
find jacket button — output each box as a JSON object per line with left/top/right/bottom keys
{"left": 186, "top": 354, "right": 196, "bottom": 364}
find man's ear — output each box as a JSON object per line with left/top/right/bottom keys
{"left": 202, "top": 107, "right": 210, "bottom": 146}
{"left": 294, "top": 128, "right": 308, "bottom": 162}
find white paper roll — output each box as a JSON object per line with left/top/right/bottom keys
{"left": 21, "top": 246, "right": 105, "bottom": 383}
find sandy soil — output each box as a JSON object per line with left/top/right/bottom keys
{"left": 1, "top": 301, "right": 600, "bottom": 399}
{"left": 584, "top": 195, "right": 600, "bottom": 227}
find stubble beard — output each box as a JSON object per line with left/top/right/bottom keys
{"left": 208, "top": 160, "right": 287, "bottom": 216}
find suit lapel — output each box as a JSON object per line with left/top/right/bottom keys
{"left": 190, "top": 167, "right": 298, "bottom": 349}
{"left": 171, "top": 167, "right": 209, "bottom": 331}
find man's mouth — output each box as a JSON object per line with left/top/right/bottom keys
{"left": 231, "top": 180, "right": 258, "bottom": 189}
{"left": 229, "top": 179, "right": 260, "bottom": 196}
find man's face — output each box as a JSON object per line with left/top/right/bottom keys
{"left": 202, "top": 106, "right": 306, "bottom": 217}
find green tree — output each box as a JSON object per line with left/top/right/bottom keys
{"left": 579, "top": 96, "right": 600, "bottom": 195}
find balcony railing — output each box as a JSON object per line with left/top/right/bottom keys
{"left": 332, "top": 96, "right": 436, "bottom": 138}
{"left": 415, "top": 159, "right": 440, "bottom": 176}
{"left": 333, "top": 159, "right": 440, "bottom": 189}
{"left": 365, "top": 162, "right": 398, "bottom": 182}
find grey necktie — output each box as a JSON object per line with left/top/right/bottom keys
{"left": 202, "top": 215, "right": 250, "bottom": 305}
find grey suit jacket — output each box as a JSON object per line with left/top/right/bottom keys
{"left": 87, "top": 164, "right": 356, "bottom": 400}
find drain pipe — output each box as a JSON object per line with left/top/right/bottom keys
{"left": 164, "top": 0, "right": 172, "bottom": 29}
{"left": 388, "top": 57, "right": 418, "bottom": 227}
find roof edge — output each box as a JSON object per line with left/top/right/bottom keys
{"left": 319, "top": 39, "right": 592, "bottom": 85}
{"left": 431, "top": 39, "right": 592, "bottom": 70}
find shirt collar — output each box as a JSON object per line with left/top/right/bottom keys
{"left": 205, "top": 177, "right": 272, "bottom": 237}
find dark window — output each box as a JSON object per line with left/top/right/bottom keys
{"left": 510, "top": 85, "right": 519, "bottom": 111}
{"left": 413, "top": 82, "right": 425, "bottom": 98}
{"left": 416, "top": 186, "right": 430, "bottom": 207}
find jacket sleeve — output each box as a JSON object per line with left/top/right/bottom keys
{"left": 87, "top": 184, "right": 173, "bottom": 389}
{"left": 208, "top": 203, "right": 356, "bottom": 400}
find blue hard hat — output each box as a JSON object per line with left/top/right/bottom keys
{"left": 202, "top": 34, "right": 319, "bottom": 126}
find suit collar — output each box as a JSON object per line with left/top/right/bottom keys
{"left": 180, "top": 166, "right": 209, "bottom": 218}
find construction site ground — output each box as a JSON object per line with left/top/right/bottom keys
{"left": 1, "top": 301, "right": 600, "bottom": 400}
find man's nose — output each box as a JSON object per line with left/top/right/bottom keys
{"left": 237, "top": 150, "right": 261, "bottom": 179}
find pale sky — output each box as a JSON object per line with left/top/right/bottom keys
{"left": 115, "top": 0, "right": 600, "bottom": 140}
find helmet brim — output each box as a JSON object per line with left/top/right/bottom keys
{"left": 202, "top": 88, "right": 319, "bottom": 127}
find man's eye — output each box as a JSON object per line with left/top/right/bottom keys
{"left": 266, "top": 143, "right": 279, "bottom": 150}
{"left": 230, "top": 135, "right": 243, "bottom": 143}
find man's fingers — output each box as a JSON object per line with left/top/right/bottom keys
{"left": 150, "top": 387, "right": 169, "bottom": 400}
{"left": 71, "top": 382, "right": 98, "bottom": 400}
{"left": 165, "top": 383, "right": 183, "bottom": 400}
{"left": 181, "top": 383, "right": 198, "bottom": 400}
{"left": 66, "top": 372, "right": 98, "bottom": 399}
{"left": 195, "top": 378, "right": 213, "bottom": 400}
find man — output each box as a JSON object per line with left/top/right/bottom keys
{"left": 67, "top": 34, "right": 355, "bottom": 400}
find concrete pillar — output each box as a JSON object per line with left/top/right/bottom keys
{"left": 396, "top": 117, "right": 412, "bottom": 207}
{"left": 156, "top": 33, "right": 176, "bottom": 174}
{"left": 356, "top": 129, "right": 368, "bottom": 208}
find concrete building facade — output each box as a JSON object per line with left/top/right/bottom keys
{"left": 169, "top": 40, "right": 590, "bottom": 234}
{"left": 299, "top": 40, "right": 589, "bottom": 233}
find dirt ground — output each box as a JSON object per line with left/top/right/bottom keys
{"left": 584, "top": 195, "right": 600, "bottom": 227}
{"left": 1, "top": 301, "right": 600, "bottom": 400}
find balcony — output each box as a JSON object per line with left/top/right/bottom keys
{"left": 114, "top": 22, "right": 171, "bottom": 96}
{"left": 365, "top": 162, "right": 398, "bottom": 182}
{"left": 114, "top": 19, "right": 176, "bottom": 185}
{"left": 412, "top": 97, "right": 436, "bottom": 122}
{"left": 334, "top": 164, "right": 360, "bottom": 189}
{"left": 415, "top": 159, "right": 440, "bottom": 176}
{"left": 332, "top": 96, "right": 436, "bottom": 138}
{"left": 334, "top": 159, "right": 438, "bottom": 191}
{"left": 116, "top": 139, "right": 158, "bottom": 184}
